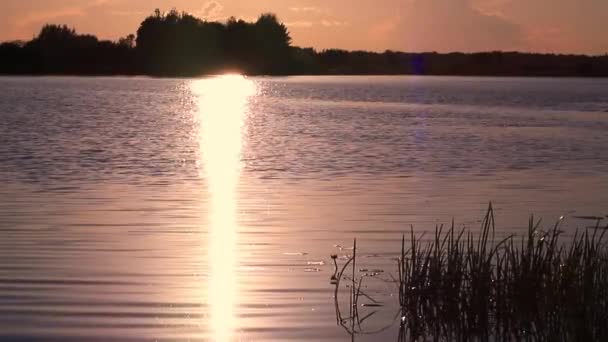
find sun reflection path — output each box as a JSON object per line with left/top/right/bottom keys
{"left": 192, "top": 75, "right": 256, "bottom": 342}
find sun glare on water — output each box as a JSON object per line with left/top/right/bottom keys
{"left": 191, "top": 75, "right": 255, "bottom": 341}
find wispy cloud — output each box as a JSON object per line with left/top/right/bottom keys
{"left": 289, "top": 7, "right": 322, "bottom": 13}
{"left": 16, "top": 0, "right": 114, "bottom": 29}
{"left": 286, "top": 21, "right": 314, "bottom": 28}
{"left": 285, "top": 19, "right": 349, "bottom": 29}
{"left": 321, "top": 20, "right": 350, "bottom": 27}
{"left": 525, "top": 26, "right": 575, "bottom": 53}
{"left": 199, "top": 1, "right": 223, "bottom": 20}
{"left": 368, "top": 15, "right": 401, "bottom": 37}
{"left": 17, "top": 8, "right": 86, "bottom": 29}
{"left": 108, "top": 10, "right": 149, "bottom": 17}
{"left": 471, "top": 0, "right": 513, "bottom": 17}
{"left": 367, "top": 0, "right": 525, "bottom": 52}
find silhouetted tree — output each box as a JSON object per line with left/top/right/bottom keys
{"left": 290, "top": 47, "right": 321, "bottom": 74}
{"left": 118, "top": 34, "right": 136, "bottom": 49}
{"left": 135, "top": 9, "right": 225, "bottom": 75}
{"left": 222, "top": 17, "right": 256, "bottom": 73}
{"left": 253, "top": 13, "right": 292, "bottom": 74}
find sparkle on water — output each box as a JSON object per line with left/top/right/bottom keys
{"left": 193, "top": 75, "right": 256, "bottom": 342}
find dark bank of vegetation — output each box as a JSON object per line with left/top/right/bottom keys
{"left": 1, "top": 9, "right": 608, "bottom": 77}
{"left": 332, "top": 204, "right": 608, "bottom": 341}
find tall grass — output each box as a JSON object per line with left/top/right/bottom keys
{"left": 332, "top": 203, "right": 608, "bottom": 341}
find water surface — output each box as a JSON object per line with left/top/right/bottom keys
{"left": 1, "top": 76, "right": 607, "bottom": 341}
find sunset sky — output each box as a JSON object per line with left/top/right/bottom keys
{"left": 1, "top": 0, "right": 606, "bottom": 54}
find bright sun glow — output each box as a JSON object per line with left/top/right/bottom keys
{"left": 192, "top": 75, "right": 255, "bottom": 342}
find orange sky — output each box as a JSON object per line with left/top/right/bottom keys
{"left": 1, "top": 0, "right": 607, "bottom": 54}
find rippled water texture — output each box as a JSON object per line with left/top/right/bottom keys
{"left": 1, "top": 76, "right": 607, "bottom": 341}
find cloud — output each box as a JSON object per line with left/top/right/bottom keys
{"left": 289, "top": 7, "right": 322, "bottom": 13}
{"left": 108, "top": 10, "right": 149, "bottom": 17}
{"left": 525, "top": 26, "right": 570, "bottom": 53}
{"left": 321, "top": 20, "right": 350, "bottom": 27}
{"left": 286, "top": 21, "right": 314, "bottom": 28}
{"left": 368, "top": 15, "right": 401, "bottom": 37}
{"left": 14, "top": 0, "right": 116, "bottom": 30}
{"left": 369, "top": 0, "right": 525, "bottom": 52}
{"left": 199, "top": 1, "right": 223, "bottom": 19}
{"left": 285, "top": 19, "right": 349, "bottom": 29}
{"left": 471, "top": 0, "right": 514, "bottom": 16}
{"left": 470, "top": 0, "right": 608, "bottom": 54}
{"left": 2, "top": 0, "right": 134, "bottom": 41}
{"left": 17, "top": 8, "right": 85, "bottom": 29}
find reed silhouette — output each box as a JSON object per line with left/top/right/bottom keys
{"left": 1, "top": 9, "right": 608, "bottom": 76}
{"left": 332, "top": 204, "right": 608, "bottom": 341}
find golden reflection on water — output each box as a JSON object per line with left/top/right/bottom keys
{"left": 192, "top": 75, "right": 255, "bottom": 341}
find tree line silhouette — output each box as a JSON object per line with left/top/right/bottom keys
{"left": 1, "top": 9, "right": 608, "bottom": 77}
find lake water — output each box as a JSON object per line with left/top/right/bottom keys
{"left": 1, "top": 76, "right": 607, "bottom": 341}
